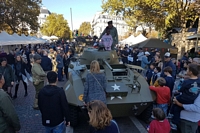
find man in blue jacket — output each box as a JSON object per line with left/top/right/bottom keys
{"left": 161, "top": 52, "right": 176, "bottom": 79}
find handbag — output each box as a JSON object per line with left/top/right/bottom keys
{"left": 90, "top": 73, "right": 108, "bottom": 97}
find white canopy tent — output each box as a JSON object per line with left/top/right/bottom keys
{"left": 0, "top": 31, "right": 19, "bottom": 45}
{"left": 121, "top": 35, "right": 136, "bottom": 45}
{"left": 42, "top": 35, "right": 58, "bottom": 40}
{"left": 12, "top": 33, "right": 30, "bottom": 44}
{"left": 0, "top": 31, "right": 46, "bottom": 45}
{"left": 132, "top": 34, "right": 147, "bottom": 45}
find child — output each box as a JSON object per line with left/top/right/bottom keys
{"left": 163, "top": 66, "right": 175, "bottom": 96}
{"left": 101, "top": 27, "right": 113, "bottom": 51}
{"left": 148, "top": 108, "right": 171, "bottom": 133}
{"left": 150, "top": 66, "right": 161, "bottom": 87}
{"left": 146, "top": 63, "right": 156, "bottom": 85}
{"left": 149, "top": 78, "right": 171, "bottom": 115}
{"left": 170, "top": 64, "right": 200, "bottom": 130}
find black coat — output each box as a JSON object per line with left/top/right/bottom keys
{"left": 41, "top": 56, "right": 52, "bottom": 71}
{"left": 6, "top": 54, "right": 15, "bottom": 65}
{"left": 14, "top": 61, "right": 30, "bottom": 79}
{"left": 38, "top": 85, "right": 70, "bottom": 127}
{"left": 63, "top": 55, "right": 72, "bottom": 67}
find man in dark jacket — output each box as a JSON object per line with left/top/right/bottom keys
{"left": 6, "top": 51, "right": 15, "bottom": 69}
{"left": 0, "top": 74, "right": 21, "bottom": 133}
{"left": 38, "top": 71, "right": 70, "bottom": 132}
{"left": 161, "top": 52, "right": 176, "bottom": 79}
{"left": 0, "top": 58, "right": 14, "bottom": 97}
{"left": 41, "top": 51, "right": 52, "bottom": 72}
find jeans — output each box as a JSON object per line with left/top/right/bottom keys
{"left": 57, "top": 67, "right": 63, "bottom": 81}
{"left": 153, "top": 103, "right": 168, "bottom": 116}
{"left": 45, "top": 121, "right": 66, "bottom": 133}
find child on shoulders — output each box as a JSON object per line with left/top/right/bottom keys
{"left": 170, "top": 64, "right": 200, "bottom": 130}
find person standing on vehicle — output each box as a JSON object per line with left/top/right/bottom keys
{"left": 101, "top": 27, "right": 113, "bottom": 51}
{"left": 31, "top": 54, "right": 46, "bottom": 110}
{"left": 38, "top": 71, "right": 70, "bottom": 133}
{"left": 98, "top": 21, "right": 118, "bottom": 50}
{"left": 0, "top": 74, "right": 21, "bottom": 133}
{"left": 0, "top": 58, "right": 14, "bottom": 97}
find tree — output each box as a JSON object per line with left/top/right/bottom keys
{"left": 40, "top": 13, "right": 71, "bottom": 39}
{"left": 0, "top": 0, "right": 41, "bottom": 34}
{"left": 101, "top": 0, "right": 200, "bottom": 35}
{"left": 78, "top": 22, "right": 91, "bottom": 36}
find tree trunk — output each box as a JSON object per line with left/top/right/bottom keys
{"left": 197, "top": 17, "right": 200, "bottom": 33}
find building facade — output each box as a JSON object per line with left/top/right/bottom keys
{"left": 37, "top": 7, "right": 51, "bottom": 37}
{"left": 91, "top": 12, "right": 130, "bottom": 40}
{"left": 38, "top": 7, "right": 51, "bottom": 26}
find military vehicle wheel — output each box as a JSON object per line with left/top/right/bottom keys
{"left": 69, "top": 105, "right": 79, "bottom": 127}
{"left": 139, "top": 104, "right": 153, "bottom": 123}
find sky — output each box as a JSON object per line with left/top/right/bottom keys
{"left": 42, "top": 0, "right": 103, "bottom": 30}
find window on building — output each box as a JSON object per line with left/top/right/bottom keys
{"left": 44, "top": 15, "right": 46, "bottom": 18}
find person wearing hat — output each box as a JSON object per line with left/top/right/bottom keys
{"left": 31, "top": 54, "right": 46, "bottom": 110}
{"left": 137, "top": 48, "right": 144, "bottom": 66}
{"left": 29, "top": 48, "right": 35, "bottom": 66}
{"left": 141, "top": 51, "right": 151, "bottom": 69}
{"left": 161, "top": 52, "right": 176, "bottom": 79}
{"left": 98, "top": 21, "right": 118, "bottom": 50}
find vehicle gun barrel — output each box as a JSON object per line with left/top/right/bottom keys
{"left": 103, "top": 59, "right": 113, "bottom": 71}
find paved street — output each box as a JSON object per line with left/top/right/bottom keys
{"left": 12, "top": 79, "right": 150, "bottom": 133}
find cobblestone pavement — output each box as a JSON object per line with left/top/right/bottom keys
{"left": 12, "top": 79, "right": 171, "bottom": 133}
{"left": 12, "top": 80, "right": 66, "bottom": 133}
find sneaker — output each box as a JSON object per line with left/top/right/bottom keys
{"left": 167, "top": 113, "right": 174, "bottom": 119}
{"left": 170, "top": 122, "right": 177, "bottom": 130}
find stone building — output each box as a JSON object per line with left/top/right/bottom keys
{"left": 37, "top": 7, "right": 51, "bottom": 37}
{"left": 91, "top": 12, "right": 130, "bottom": 40}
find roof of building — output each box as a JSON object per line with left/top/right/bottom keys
{"left": 40, "top": 7, "right": 51, "bottom": 14}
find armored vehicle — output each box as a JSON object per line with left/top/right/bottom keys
{"left": 63, "top": 47, "right": 156, "bottom": 126}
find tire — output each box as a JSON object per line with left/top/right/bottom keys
{"left": 139, "top": 104, "right": 153, "bottom": 123}
{"left": 69, "top": 105, "right": 79, "bottom": 127}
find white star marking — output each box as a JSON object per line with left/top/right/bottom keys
{"left": 112, "top": 84, "right": 120, "bottom": 91}
{"left": 111, "top": 96, "right": 115, "bottom": 100}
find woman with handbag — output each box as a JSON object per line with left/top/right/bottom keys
{"left": 83, "top": 60, "right": 107, "bottom": 104}
{"left": 87, "top": 100, "right": 120, "bottom": 133}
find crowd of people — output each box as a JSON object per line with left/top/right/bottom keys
{"left": 116, "top": 44, "right": 200, "bottom": 133}
{"left": 0, "top": 19, "right": 200, "bottom": 133}
{"left": 0, "top": 42, "right": 121, "bottom": 133}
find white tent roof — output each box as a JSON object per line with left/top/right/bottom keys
{"left": 50, "top": 35, "right": 58, "bottom": 40}
{"left": 0, "top": 31, "right": 46, "bottom": 45}
{"left": 121, "top": 35, "right": 135, "bottom": 44}
{"left": 12, "top": 33, "right": 29, "bottom": 44}
{"left": 0, "top": 31, "right": 17, "bottom": 45}
{"left": 132, "top": 34, "right": 147, "bottom": 45}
